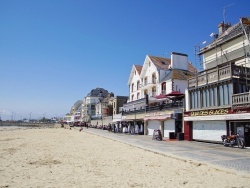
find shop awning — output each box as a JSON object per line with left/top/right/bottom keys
{"left": 165, "top": 91, "right": 184, "bottom": 97}
{"left": 184, "top": 113, "right": 250, "bottom": 121}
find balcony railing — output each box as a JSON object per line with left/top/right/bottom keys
{"left": 122, "top": 100, "right": 184, "bottom": 115}
{"left": 232, "top": 92, "right": 250, "bottom": 109}
{"left": 189, "top": 64, "right": 250, "bottom": 88}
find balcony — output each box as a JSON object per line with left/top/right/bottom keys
{"left": 122, "top": 99, "right": 184, "bottom": 115}
{"left": 189, "top": 64, "right": 250, "bottom": 88}
{"left": 232, "top": 92, "right": 250, "bottom": 109}
{"left": 140, "top": 82, "right": 157, "bottom": 89}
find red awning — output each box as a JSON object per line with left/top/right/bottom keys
{"left": 154, "top": 94, "right": 168, "bottom": 99}
{"left": 165, "top": 91, "right": 184, "bottom": 97}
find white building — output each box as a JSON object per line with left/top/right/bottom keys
{"left": 123, "top": 53, "right": 197, "bottom": 137}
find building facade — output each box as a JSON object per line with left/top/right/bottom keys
{"left": 184, "top": 17, "right": 250, "bottom": 146}
{"left": 123, "top": 53, "right": 197, "bottom": 137}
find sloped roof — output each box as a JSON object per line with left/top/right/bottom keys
{"left": 87, "top": 87, "right": 109, "bottom": 97}
{"left": 199, "top": 16, "right": 250, "bottom": 55}
{"left": 134, "top": 65, "right": 142, "bottom": 75}
{"left": 148, "top": 56, "right": 171, "bottom": 69}
{"left": 188, "top": 62, "right": 198, "bottom": 74}
{"left": 161, "top": 69, "right": 196, "bottom": 82}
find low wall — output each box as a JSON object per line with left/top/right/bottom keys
{"left": 0, "top": 121, "right": 55, "bottom": 128}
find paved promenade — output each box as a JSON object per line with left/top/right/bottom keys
{"left": 76, "top": 127, "right": 250, "bottom": 174}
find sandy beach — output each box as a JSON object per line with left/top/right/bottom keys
{"left": 0, "top": 127, "right": 249, "bottom": 188}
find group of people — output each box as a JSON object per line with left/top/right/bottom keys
{"left": 110, "top": 123, "right": 144, "bottom": 135}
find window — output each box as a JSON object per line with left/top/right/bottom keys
{"left": 219, "top": 85, "right": 224, "bottom": 106}
{"left": 228, "top": 84, "right": 232, "bottom": 105}
{"left": 202, "top": 90, "right": 206, "bottom": 108}
{"left": 223, "top": 84, "right": 229, "bottom": 105}
{"left": 191, "top": 92, "right": 195, "bottom": 109}
{"left": 209, "top": 88, "right": 214, "bottom": 107}
{"left": 137, "top": 92, "right": 140, "bottom": 99}
{"left": 197, "top": 91, "right": 200, "bottom": 109}
{"left": 144, "top": 77, "right": 148, "bottom": 85}
{"left": 137, "top": 81, "right": 140, "bottom": 90}
{"left": 194, "top": 91, "right": 197, "bottom": 109}
{"left": 206, "top": 89, "right": 210, "bottom": 107}
{"left": 152, "top": 73, "right": 156, "bottom": 84}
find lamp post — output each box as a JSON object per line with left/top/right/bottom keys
{"left": 133, "top": 104, "right": 136, "bottom": 134}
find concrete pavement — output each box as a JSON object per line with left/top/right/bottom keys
{"left": 75, "top": 127, "right": 250, "bottom": 174}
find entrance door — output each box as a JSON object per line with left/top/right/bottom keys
{"left": 237, "top": 127, "right": 244, "bottom": 137}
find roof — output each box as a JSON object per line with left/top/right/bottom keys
{"left": 148, "top": 56, "right": 171, "bottom": 69}
{"left": 198, "top": 16, "right": 250, "bottom": 55}
{"left": 188, "top": 62, "right": 198, "bottom": 74}
{"left": 87, "top": 87, "right": 109, "bottom": 97}
{"left": 161, "top": 69, "right": 196, "bottom": 82}
{"left": 134, "top": 65, "right": 142, "bottom": 75}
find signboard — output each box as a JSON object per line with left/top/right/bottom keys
{"left": 189, "top": 108, "right": 229, "bottom": 116}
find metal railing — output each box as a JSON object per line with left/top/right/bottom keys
{"left": 122, "top": 100, "right": 184, "bottom": 115}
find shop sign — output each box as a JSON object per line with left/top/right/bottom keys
{"left": 145, "top": 111, "right": 172, "bottom": 117}
{"left": 190, "top": 108, "right": 229, "bottom": 116}
{"left": 235, "top": 110, "right": 249, "bottom": 113}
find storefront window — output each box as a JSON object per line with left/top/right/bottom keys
{"left": 228, "top": 84, "right": 232, "bottom": 105}
{"left": 194, "top": 91, "right": 197, "bottom": 109}
{"left": 191, "top": 92, "right": 195, "bottom": 109}
{"left": 219, "top": 85, "right": 224, "bottom": 106}
{"left": 223, "top": 84, "right": 229, "bottom": 105}
{"left": 202, "top": 90, "right": 207, "bottom": 108}
{"left": 206, "top": 89, "right": 210, "bottom": 107}
{"left": 197, "top": 91, "right": 200, "bottom": 109}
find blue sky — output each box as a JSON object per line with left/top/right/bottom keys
{"left": 0, "top": 0, "right": 249, "bottom": 120}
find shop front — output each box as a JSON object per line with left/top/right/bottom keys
{"left": 184, "top": 108, "right": 250, "bottom": 146}
{"left": 121, "top": 113, "right": 145, "bottom": 134}
{"left": 144, "top": 110, "right": 183, "bottom": 137}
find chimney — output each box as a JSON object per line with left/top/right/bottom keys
{"left": 171, "top": 52, "right": 188, "bottom": 71}
{"left": 218, "top": 22, "right": 231, "bottom": 35}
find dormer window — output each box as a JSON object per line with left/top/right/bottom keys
{"left": 161, "top": 61, "right": 166, "bottom": 65}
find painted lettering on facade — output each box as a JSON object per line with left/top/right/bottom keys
{"left": 190, "top": 109, "right": 229, "bottom": 116}
{"left": 145, "top": 111, "right": 172, "bottom": 117}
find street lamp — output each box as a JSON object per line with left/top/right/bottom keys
{"left": 133, "top": 104, "right": 136, "bottom": 134}
{"left": 29, "top": 112, "right": 32, "bottom": 122}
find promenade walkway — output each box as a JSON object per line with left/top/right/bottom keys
{"left": 76, "top": 127, "right": 250, "bottom": 174}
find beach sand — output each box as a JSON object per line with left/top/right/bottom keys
{"left": 0, "top": 127, "right": 249, "bottom": 188}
